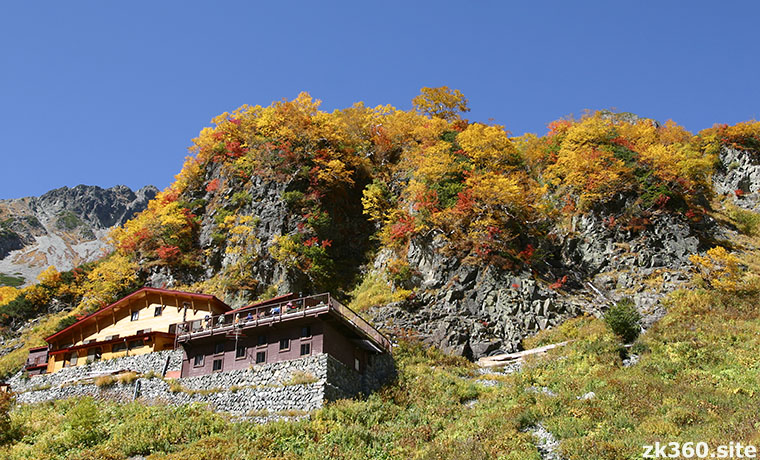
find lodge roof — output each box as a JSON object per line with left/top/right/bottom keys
{"left": 45, "top": 287, "right": 231, "bottom": 343}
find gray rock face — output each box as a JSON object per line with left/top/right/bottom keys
{"left": 369, "top": 201, "right": 709, "bottom": 360}
{"left": 186, "top": 174, "right": 303, "bottom": 303}
{"left": 0, "top": 184, "right": 157, "bottom": 286}
{"left": 32, "top": 184, "right": 158, "bottom": 229}
{"left": 713, "top": 147, "right": 760, "bottom": 211}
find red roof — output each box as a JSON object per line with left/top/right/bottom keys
{"left": 28, "top": 346, "right": 48, "bottom": 352}
{"left": 229, "top": 292, "right": 295, "bottom": 313}
{"left": 45, "top": 287, "right": 231, "bottom": 343}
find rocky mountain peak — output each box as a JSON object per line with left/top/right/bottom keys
{"left": 0, "top": 184, "right": 157, "bottom": 286}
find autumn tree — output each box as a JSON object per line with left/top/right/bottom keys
{"left": 412, "top": 86, "right": 470, "bottom": 121}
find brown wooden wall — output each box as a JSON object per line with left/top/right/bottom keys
{"left": 180, "top": 318, "right": 325, "bottom": 377}
{"left": 321, "top": 321, "right": 367, "bottom": 372}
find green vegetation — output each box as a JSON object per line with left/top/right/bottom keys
{"left": 348, "top": 273, "right": 408, "bottom": 312}
{"left": 727, "top": 204, "right": 760, "bottom": 236}
{"left": 54, "top": 211, "right": 84, "bottom": 231}
{"left": 1, "top": 279, "right": 758, "bottom": 459}
{"left": 0, "top": 273, "right": 24, "bottom": 288}
{"left": 604, "top": 297, "right": 642, "bottom": 343}
{"left": 54, "top": 315, "right": 78, "bottom": 333}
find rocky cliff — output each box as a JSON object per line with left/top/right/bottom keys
{"left": 0, "top": 184, "right": 157, "bottom": 286}
{"left": 363, "top": 146, "right": 757, "bottom": 359}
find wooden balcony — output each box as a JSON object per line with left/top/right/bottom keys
{"left": 175, "top": 293, "right": 391, "bottom": 353}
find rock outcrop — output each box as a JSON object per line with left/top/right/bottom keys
{"left": 366, "top": 147, "right": 760, "bottom": 359}
{"left": 713, "top": 146, "right": 760, "bottom": 212}
{"left": 0, "top": 184, "right": 157, "bottom": 285}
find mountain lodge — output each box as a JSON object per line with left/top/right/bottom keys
{"left": 40, "top": 287, "right": 230, "bottom": 374}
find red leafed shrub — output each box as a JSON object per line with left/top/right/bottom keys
{"left": 158, "top": 190, "right": 179, "bottom": 205}
{"left": 389, "top": 215, "right": 415, "bottom": 241}
{"left": 518, "top": 244, "right": 535, "bottom": 261}
{"left": 735, "top": 189, "right": 745, "bottom": 197}
{"left": 206, "top": 178, "right": 220, "bottom": 193}
{"left": 412, "top": 188, "right": 439, "bottom": 213}
{"left": 549, "top": 275, "right": 568, "bottom": 290}
{"left": 453, "top": 190, "right": 475, "bottom": 215}
{"left": 547, "top": 119, "right": 572, "bottom": 137}
{"left": 118, "top": 227, "right": 151, "bottom": 253}
{"left": 157, "top": 245, "right": 181, "bottom": 261}
{"left": 225, "top": 140, "right": 246, "bottom": 158}
{"left": 610, "top": 136, "right": 637, "bottom": 151}
{"left": 654, "top": 194, "right": 671, "bottom": 208}
{"left": 304, "top": 237, "right": 319, "bottom": 247}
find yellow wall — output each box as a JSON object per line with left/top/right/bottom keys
{"left": 46, "top": 292, "right": 227, "bottom": 373}
{"left": 51, "top": 293, "right": 225, "bottom": 349}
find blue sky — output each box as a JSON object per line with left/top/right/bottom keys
{"left": 1, "top": 1, "right": 758, "bottom": 199}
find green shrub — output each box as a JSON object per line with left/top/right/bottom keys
{"left": 0, "top": 391, "right": 14, "bottom": 445}
{"left": 604, "top": 298, "right": 642, "bottom": 343}
{"left": 283, "top": 190, "right": 305, "bottom": 207}
{"left": 728, "top": 205, "right": 760, "bottom": 236}
{"left": 64, "top": 398, "right": 107, "bottom": 448}
{"left": 230, "top": 190, "right": 251, "bottom": 209}
{"left": 55, "top": 315, "right": 79, "bottom": 332}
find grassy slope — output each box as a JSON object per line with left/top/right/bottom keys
{"left": 2, "top": 281, "right": 760, "bottom": 460}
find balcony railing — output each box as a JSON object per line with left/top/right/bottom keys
{"left": 175, "top": 293, "right": 391, "bottom": 352}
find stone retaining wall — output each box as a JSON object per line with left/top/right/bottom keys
{"left": 9, "top": 351, "right": 395, "bottom": 415}
{"left": 8, "top": 350, "right": 183, "bottom": 393}
{"left": 15, "top": 378, "right": 324, "bottom": 415}
{"left": 177, "top": 354, "right": 328, "bottom": 391}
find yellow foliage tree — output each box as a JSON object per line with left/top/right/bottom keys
{"left": 690, "top": 247, "right": 759, "bottom": 293}
{"left": 412, "top": 86, "right": 470, "bottom": 121}
{"left": 0, "top": 286, "right": 19, "bottom": 306}
{"left": 457, "top": 123, "right": 520, "bottom": 169}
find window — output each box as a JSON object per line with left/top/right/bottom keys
{"left": 154, "top": 306, "right": 163, "bottom": 317}
{"left": 301, "top": 326, "right": 311, "bottom": 338}
{"left": 279, "top": 338, "right": 290, "bottom": 351}
{"left": 128, "top": 339, "right": 144, "bottom": 350}
{"left": 256, "top": 351, "right": 266, "bottom": 364}
{"left": 194, "top": 355, "right": 204, "bottom": 367}
{"left": 212, "top": 359, "right": 223, "bottom": 372}
{"left": 67, "top": 352, "right": 78, "bottom": 367}
{"left": 354, "top": 357, "right": 360, "bottom": 371}
{"left": 236, "top": 345, "right": 246, "bottom": 359}
{"left": 300, "top": 343, "right": 310, "bottom": 356}
{"left": 87, "top": 347, "right": 102, "bottom": 363}
{"left": 112, "top": 342, "right": 126, "bottom": 353}
{"left": 214, "top": 342, "right": 225, "bottom": 355}
{"left": 131, "top": 311, "right": 139, "bottom": 321}
{"left": 257, "top": 335, "right": 267, "bottom": 346}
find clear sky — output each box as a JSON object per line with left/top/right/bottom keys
{"left": 1, "top": 1, "right": 758, "bottom": 199}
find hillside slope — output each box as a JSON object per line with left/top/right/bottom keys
{"left": 2, "top": 89, "right": 760, "bottom": 376}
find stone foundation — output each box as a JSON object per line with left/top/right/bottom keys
{"left": 9, "top": 351, "right": 395, "bottom": 415}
